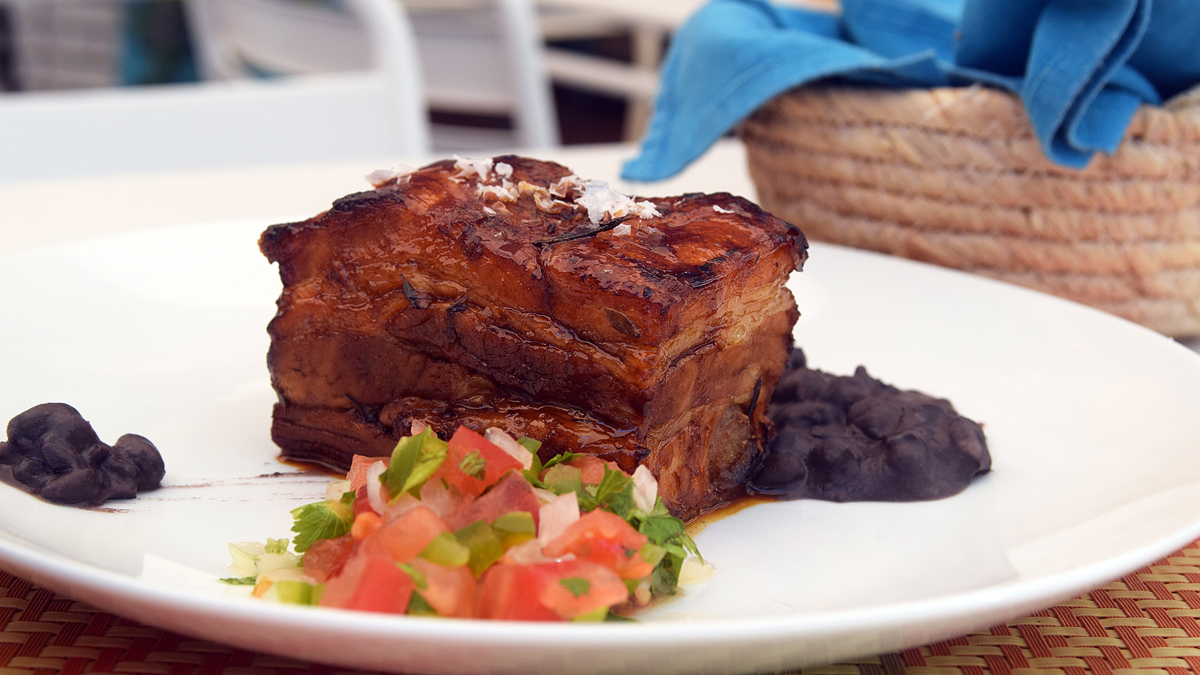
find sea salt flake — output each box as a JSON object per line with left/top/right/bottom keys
{"left": 365, "top": 166, "right": 415, "bottom": 187}
{"left": 575, "top": 179, "right": 660, "bottom": 225}
{"left": 477, "top": 181, "right": 518, "bottom": 202}
{"left": 549, "top": 174, "right": 584, "bottom": 198}
{"left": 453, "top": 154, "right": 494, "bottom": 182}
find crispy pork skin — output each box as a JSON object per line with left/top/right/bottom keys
{"left": 260, "top": 156, "right": 807, "bottom": 519}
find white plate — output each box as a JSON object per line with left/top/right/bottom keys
{"left": 2, "top": 219, "right": 1200, "bottom": 675}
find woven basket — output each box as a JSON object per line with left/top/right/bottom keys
{"left": 740, "top": 84, "right": 1200, "bottom": 337}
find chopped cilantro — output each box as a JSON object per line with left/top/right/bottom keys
{"left": 541, "top": 452, "right": 583, "bottom": 472}
{"left": 617, "top": 495, "right": 701, "bottom": 596}
{"left": 397, "top": 562, "right": 428, "bottom": 590}
{"left": 651, "top": 552, "right": 685, "bottom": 596}
{"left": 639, "top": 543, "right": 667, "bottom": 566}
{"left": 541, "top": 464, "right": 582, "bottom": 496}
{"left": 408, "top": 592, "right": 438, "bottom": 616}
{"left": 516, "top": 436, "right": 542, "bottom": 454}
{"left": 264, "top": 538, "right": 290, "bottom": 555}
{"left": 559, "top": 577, "right": 591, "bottom": 598}
{"left": 523, "top": 449, "right": 588, "bottom": 492}
{"left": 289, "top": 491, "right": 354, "bottom": 553}
{"left": 219, "top": 577, "right": 257, "bottom": 586}
{"left": 458, "top": 450, "right": 487, "bottom": 479}
{"left": 593, "top": 467, "right": 636, "bottom": 517}
{"left": 525, "top": 451, "right": 586, "bottom": 490}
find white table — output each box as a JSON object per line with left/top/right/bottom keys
{"left": 0, "top": 139, "right": 752, "bottom": 256}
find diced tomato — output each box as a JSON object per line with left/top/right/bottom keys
{"left": 302, "top": 534, "right": 356, "bottom": 583}
{"left": 430, "top": 427, "right": 524, "bottom": 498}
{"left": 347, "top": 455, "right": 386, "bottom": 492}
{"left": 476, "top": 563, "right": 560, "bottom": 621}
{"left": 565, "top": 455, "right": 621, "bottom": 485}
{"left": 347, "top": 456, "right": 388, "bottom": 515}
{"left": 477, "top": 560, "right": 628, "bottom": 621}
{"left": 319, "top": 554, "right": 414, "bottom": 614}
{"left": 353, "top": 486, "right": 374, "bottom": 516}
{"left": 536, "top": 560, "right": 629, "bottom": 619}
{"left": 542, "top": 509, "right": 653, "bottom": 580}
{"left": 444, "top": 471, "right": 541, "bottom": 531}
{"left": 409, "top": 558, "right": 477, "bottom": 618}
{"left": 350, "top": 511, "right": 383, "bottom": 541}
{"left": 358, "top": 505, "right": 448, "bottom": 563}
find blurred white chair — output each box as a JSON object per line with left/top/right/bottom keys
{"left": 0, "top": 0, "right": 430, "bottom": 183}
{"left": 408, "top": 0, "right": 559, "bottom": 150}
{"left": 186, "top": 0, "right": 559, "bottom": 151}
{"left": 186, "top": 0, "right": 380, "bottom": 80}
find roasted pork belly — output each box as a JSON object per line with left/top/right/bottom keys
{"left": 260, "top": 156, "right": 807, "bottom": 519}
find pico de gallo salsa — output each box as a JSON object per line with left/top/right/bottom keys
{"left": 225, "top": 425, "right": 703, "bottom": 621}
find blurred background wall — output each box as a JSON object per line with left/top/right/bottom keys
{"left": 0, "top": 0, "right": 672, "bottom": 148}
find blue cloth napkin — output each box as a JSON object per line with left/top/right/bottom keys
{"left": 622, "top": 0, "right": 1200, "bottom": 182}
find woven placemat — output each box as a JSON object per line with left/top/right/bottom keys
{"left": 3, "top": 539, "right": 1200, "bottom": 675}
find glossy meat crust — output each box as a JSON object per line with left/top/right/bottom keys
{"left": 260, "top": 156, "right": 808, "bottom": 519}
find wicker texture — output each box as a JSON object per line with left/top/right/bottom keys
{"left": 0, "top": 571, "right": 384, "bottom": 675}
{"left": 4, "top": 539, "right": 1200, "bottom": 675}
{"left": 741, "top": 85, "right": 1200, "bottom": 337}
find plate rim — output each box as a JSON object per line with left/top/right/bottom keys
{"left": 2, "top": 220, "right": 1200, "bottom": 674}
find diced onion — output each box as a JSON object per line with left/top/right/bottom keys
{"left": 678, "top": 557, "right": 717, "bottom": 586}
{"left": 384, "top": 492, "right": 423, "bottom": 521}
{"left": 632, "top": 465, "right": 658, "bottom": 513}
{"left": 503, "top": 539, "right": 557, "bottom": 565}
{"left": 365, "top": 460, "right": 388, "bottom": 515}
{"left": 537, "top": 491, "right": 580, "bottom": 547}
{"left": 632, "top": 577, "right": 653, "bottom": 606}
{"left": 324, "top": 479, "right": 351, "bottom": 503}
{"left": 227, "top": 541, "right": 265, "bottom": 578}
{"left": 419, "top": 479, "right": 460, "bottom": 519}
{"left": 531, "top": 487, "right": 559, "bottom": 504}
{"left": 483, "top": 427, "right": 534, "bottom": 470}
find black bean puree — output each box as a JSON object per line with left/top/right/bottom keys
{"left": 0, "top": 403, "right": 165, "bottom": 506}
{"left": 751, "top": 349, "right": 991, "bottom": 502}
